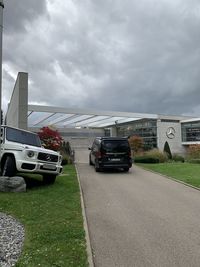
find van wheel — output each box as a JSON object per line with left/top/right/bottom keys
{"left": 89, "top": 155, "right": 93, "bottom": 166}
{"left": 123, "top": 167, "right": 129, "bottom": 172}
{"left": 43, "top": 174, "right": 56, "bottom": 184}
{"left": 2, "top": 156, "right": 16, "bottom": 177}
{"left": 95, "top": 162, "right": 101, "bottom": 172}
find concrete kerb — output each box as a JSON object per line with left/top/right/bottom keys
{"left": 75, "top": 164, "right": 94, "bottom": 267}
{"left": 136, "top": 164, "right": 200, "bottom": 192}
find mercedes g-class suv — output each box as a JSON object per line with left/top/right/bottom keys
{"left": 0, "top": 126, "right": 63, "bottom": 184}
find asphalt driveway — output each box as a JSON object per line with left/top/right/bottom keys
{"left": 75, "top": 149, "right": 200, "bottom": 267}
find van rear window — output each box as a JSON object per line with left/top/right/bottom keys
{"left": 102, "top": 140, "right": 129, "bottom": 153}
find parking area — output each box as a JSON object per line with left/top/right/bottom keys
{"left": 76, "top": 149, "right": 200, "bottom": 267}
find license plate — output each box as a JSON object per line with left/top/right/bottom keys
{"left": 110, "top": 158, "right": 120, "bottom": 162}
{"left": 43, "top": 164, "right": 56, "bottom": 170}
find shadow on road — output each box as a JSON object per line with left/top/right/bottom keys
{"left": 89, "top": 167, "right": 132, "bottom": 174}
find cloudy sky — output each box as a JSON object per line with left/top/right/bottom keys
{"left": 2, "top": 0, "right": 200, "bottom": 116}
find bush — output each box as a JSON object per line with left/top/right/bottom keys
{"left": 172, "top": 154, "right": 185, "bottom": 162}
{"left": 145, "top": 149, "right": 168, "bottom": 163}
{"left": 128, "top": 135, "right": 144, "bottom": 155}
{"left": 60, "top": 142, "right": 75, "bottom": 164}
{"left": 187, "top": 145, "right": 200, "bottom": 159}
{"left": 38, "top": 126, "right": 63, "bottom": 151}
{"left": 134, "top": 156, "right": 159, "bottom": 163}
{"left": 133, "top": 149, "right": 168, "bottom": 164}
{"left": 61, "top": 156, "right": 68, "bottom": 166}
{"left": 188, "top": 159, "right": 200, "bottom": 164}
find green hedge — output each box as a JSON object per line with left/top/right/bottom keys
{"left": 145, "top": 149, "right": 168, "bottom": 163}
{"left": 61, "top": 157, "right": 68, "bottom": 165}
{"left": 172, "top": 154, "right": 185, "bottom": 162}
{"left": 188, "top": 159, "right": 200, "bottom": 164}
{"left": 134, "top": 156, "right": 159, "bottom": 163}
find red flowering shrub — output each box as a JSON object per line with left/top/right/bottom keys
{"left": 38, "top": 126, "right": 63, "bottom": 151}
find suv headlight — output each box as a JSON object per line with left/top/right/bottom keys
{"left": 27, "top": 150, "right": 35, "bottom": 158}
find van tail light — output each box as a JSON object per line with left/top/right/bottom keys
{"left": 96, "top": 151, "right": 102, "bottom": 158}
{"left": 96, "top": 151, "right": 106, "bottom": 158}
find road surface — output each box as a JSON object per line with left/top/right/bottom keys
{"left": 75, "top": 149, "right": 200, "bottom": 267}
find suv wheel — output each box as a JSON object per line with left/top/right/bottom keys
{"left": 43, "top": 174, "right": 56, "bottom": 184}
{"left": 2, "top": 156, "right": 16, "bottom": 177}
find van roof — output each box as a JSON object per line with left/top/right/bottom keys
{"left": 96, "top": 137, "right": 129, "bottom": 141}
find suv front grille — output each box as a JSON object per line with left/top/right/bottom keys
{"left": 38, "top": 152, "right": 58, "bottom": 162}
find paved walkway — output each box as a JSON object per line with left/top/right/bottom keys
{"left": 76, "top": 149, "right": 200, "bottom": 267}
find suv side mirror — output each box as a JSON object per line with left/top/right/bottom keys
{"left": 88, "top": 147, "right": 91, "bottom": 150}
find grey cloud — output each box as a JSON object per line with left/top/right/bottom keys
{"left": 2, "top": 0, "right": 200, "bottom": 117}
{"left": 4, "top": 0, "right": 47, "bottom": 34}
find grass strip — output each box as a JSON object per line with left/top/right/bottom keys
{"left": 0, "top": 165, "right": 88, "bottom": 267}
{"left": 137, "top": 162, "right": 200, "bottom": 188}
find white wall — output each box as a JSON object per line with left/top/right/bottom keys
{"left": 157, "top": 120, "right": 186, "bottom": 155}
{"left": 29, "top": 126, "right": 105, "bottom": 148}
{"left": 6, "top": 72, "right": 28, "bottom": 130}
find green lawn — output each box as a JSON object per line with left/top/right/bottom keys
{"left": 137, "top": 162, "right": 200, "bottom": 188}
{"left": 0, "top": 165, "right": 88, "bottom": 267}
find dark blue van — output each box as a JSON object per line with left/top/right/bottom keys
{"left": 89, "top": 137, "right": 132, "bottom": 172}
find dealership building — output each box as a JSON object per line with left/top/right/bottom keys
{"left": 5, "top": 72, "right": 200, "bottom": 155}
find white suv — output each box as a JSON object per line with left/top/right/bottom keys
{"left": 0, "top": 126, "right": 63, "bottom": 184}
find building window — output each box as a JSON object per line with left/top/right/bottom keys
{"left": 182, "top": 121, "right": 200, "bottom": 142}
{"left": 117, "top": 119, "right": 157, "bottom": 150}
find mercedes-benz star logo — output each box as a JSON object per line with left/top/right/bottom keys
{"left": 46, "top": 154, "right": 51, "bottom": 161}
{"left": 166, "top": 127, "right": 175, "bottom": 139}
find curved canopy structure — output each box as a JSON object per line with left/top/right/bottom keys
{"left": 28, "top": 105, "right": 158, "bottom": 128}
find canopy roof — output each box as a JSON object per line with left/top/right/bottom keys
{"left": 28, "top": 105, "right": 158, "bottom": 128}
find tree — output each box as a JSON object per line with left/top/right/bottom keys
{"left": 38, "top": 126, "right": 63, "bottom": 151}
{"left": 128, "top": 135, "right": 144, "bottom": 155}
{"left": 163, "top": 141, "right": 172, "bottom": 159}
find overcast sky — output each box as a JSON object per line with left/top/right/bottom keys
{"left": 2, "top": 0, "right": 200, "bottom": 116}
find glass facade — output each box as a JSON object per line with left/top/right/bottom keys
{"left": 117, "top": 119, "right": 157, "bottom": 150}
{"left": 59, "top": 131, "right": 104, "bottom": 138}
{"left": 182, "top": 121, "right": 200, "bottom": 142}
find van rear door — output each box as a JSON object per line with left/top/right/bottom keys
{"left": 101, "top": 140, "right": 131, "bottom": 163}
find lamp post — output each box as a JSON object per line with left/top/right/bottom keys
{"left": 0, "top": 1, "right": 3, "bottom": 124}
{"left": 0, "top": 0, "right": 3, "bottom": 164}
